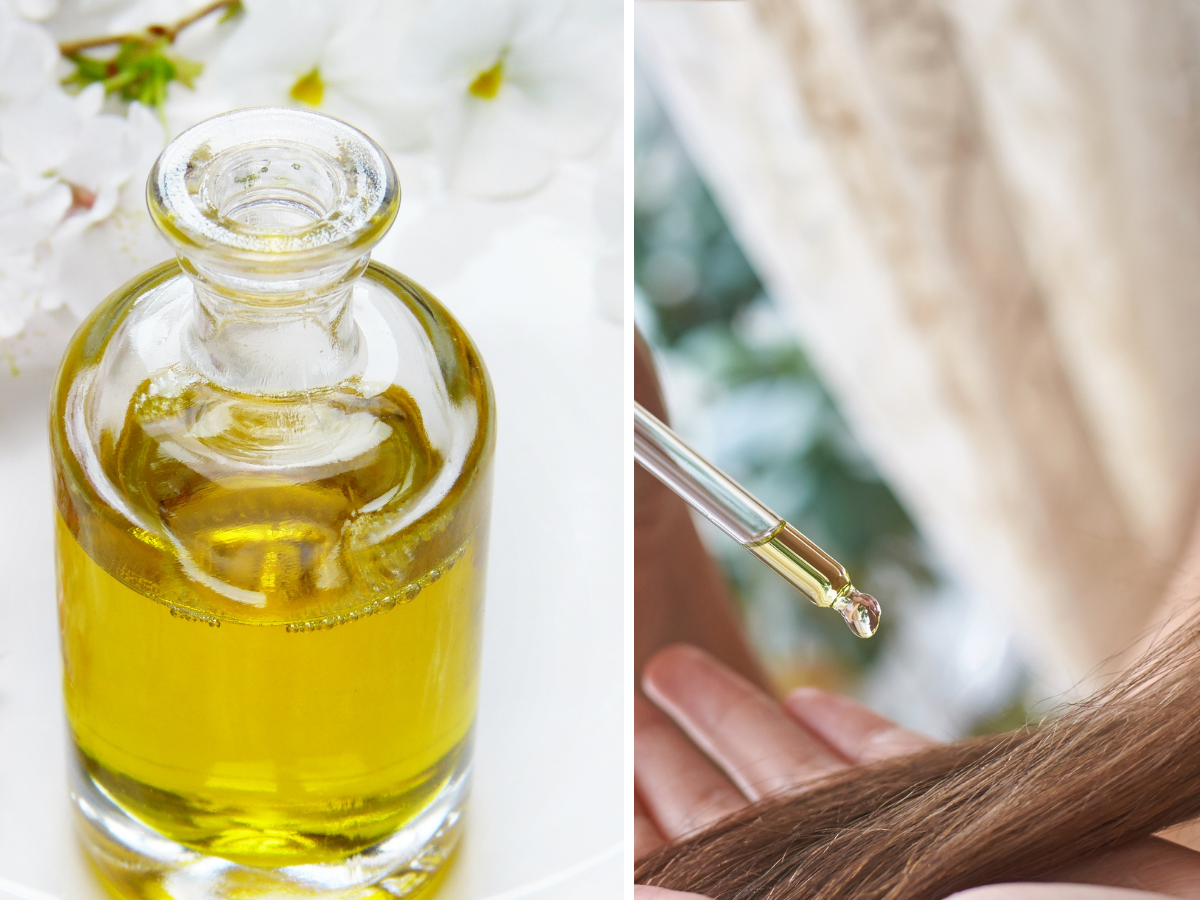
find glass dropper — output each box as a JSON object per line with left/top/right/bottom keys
{"left": 634, "top": 401, "right": 881, "bottom": 638}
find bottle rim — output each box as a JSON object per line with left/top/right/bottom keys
{"left": 148, "top": 107, "right": 399, "bottom": 271}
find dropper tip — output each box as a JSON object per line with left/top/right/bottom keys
{"left": 836, "top": 590, "right": 881, "bottom": 638}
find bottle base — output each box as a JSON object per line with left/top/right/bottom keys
{"left": 68, "top": 751, "right": 468, "bottom": 900}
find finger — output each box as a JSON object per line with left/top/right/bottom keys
{"left": 643, "top": 644, "right": 845, "bottom": 800}
{"left": 634, "top": 789, "right": 667, "bottom": 859}
{"left": 948, "top": 886, "right": 1176, "bottom": 900}
{"left": 634, "top": 887, "right": 715, "bottom": 900}
{"left": 634, "top": 330, "right": 669, "bottom": 419}
{"left": 634, "top": 693, "right": 747, "bottom": 839}
{"left": 1049, "top": 835, "right": 1200, "bottom": 898}
{"left": 633, "top": 330, "right": 674, "bottom": 517}
{"left": 783, "top": 686, "right": 936, "bottom": 763}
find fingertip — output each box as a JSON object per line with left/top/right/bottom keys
{"left": 646, "top": 643, "right": 708, "bottom": 674}
{"left": 634, "top": 887, "right": 714, "bottom": 900}
{"left": 784, "top": 685, "right": 830, "bottom": 705}
{"left": 946, "top": 888, "right": 1058, "bottom": 900}
{"left": 642, "top": 643, "right": 711, "bottom": 700}
{"left": 781, "top": 685, "right": 862, "bottom": 728}
{"left": 946, "top": 886, "right": 1175, "bottom": 900}
{"left": 782, "top": 682, "right": 845, "bottom": 708}
{"left": 782, "top": 686, "right": 934, "bottom": 763}
{"left": 780, "top": 683, "right": 858, "bottom": 730}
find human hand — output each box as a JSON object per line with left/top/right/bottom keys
{"left": 634, "top": 888, "right": 713, "bottom": 900}
{"left": 634, "top": 644, "right": 1200, "bottom": 898}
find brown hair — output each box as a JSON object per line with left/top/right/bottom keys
{"left": 635, "top": 624, "right": 1200, "bottom": 898}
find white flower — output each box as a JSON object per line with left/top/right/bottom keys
{"left": 0, "top": 10, "right": 165, "bottom": 339}
{"left": 0, "top": 13, "right": 60, "bottom": 101}
{"left": 168, "top": 0, "right": 428, "bottom": 150}
{"left": 45, "top": 174, "right": 164, "bottom": 323}
{"left": 0, "top": 163, "right": 69, "bottom": 337}
{"left": 0, "top": 13, "right": 70, "bottom": 338}
{"left": 53, "top": 90, "right": 161, "bottom": 229}
{"left": 0, "top": 0, "right": 58, "bottom": 22}
{"left": 46, "top": 99, "right": 165, "bottom": 319}
{"left": 395, "top": 0, "right": 621, "bottom": 198}
{"left": 87, "top": 0, "right": 200, "bottom": 34}
{"left": 40, "top": 0, "right": 199, "bottom": 44}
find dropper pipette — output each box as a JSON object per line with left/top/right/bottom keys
{"left": 634, "top": 401, "right": 881, "bottom": 638}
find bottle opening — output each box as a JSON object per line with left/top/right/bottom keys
{"left": 208, "top": 143, "right": 345, "bottom": 232}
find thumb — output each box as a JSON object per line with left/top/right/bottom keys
{"left": 948, "top": 885, "right": 1177, "bottom": 900}
{"left": 634, "top": 887, "right": 715, "bottom": 900}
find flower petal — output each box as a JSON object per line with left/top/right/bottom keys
{"left": 442, "top": 89, "right": 554, "bottom": 198}
{"left": 0, "top": 87, "right": 80, "bottom": 176}
{"left": 395, "top": 0, "right": 620, "bottom": 197}
{"left": 47, "top": 174, "right": 163, "bottom": 319}
{"left": 0, "top": 15, "right": 59, "bottom": 101}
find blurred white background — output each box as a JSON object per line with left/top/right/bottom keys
{"left": 637, "top": 0, "right": 1200, "bottom": 732}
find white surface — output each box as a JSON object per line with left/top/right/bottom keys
{"left": 0, "top": 154, "right": 623, "bottom": 898}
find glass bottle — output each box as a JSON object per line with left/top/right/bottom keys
{"left": 49, "top": 108, "right": 494, "bottom": 899}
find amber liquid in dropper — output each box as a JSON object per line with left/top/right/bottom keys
{"left": 56, "top": 365, "right": 491, "bottom": 867}
{"left": 746, "top": 523, "right": 881, "bottom": 638}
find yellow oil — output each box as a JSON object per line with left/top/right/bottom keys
{"left": 54, "top": 358, "right": 492, "bottom": 868}
{"left": 745, "top": 523, "right": 880, "bottom": 638}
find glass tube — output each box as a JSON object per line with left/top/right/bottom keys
{"left": 634, "top": 402, "right": 880, "bottom": 638}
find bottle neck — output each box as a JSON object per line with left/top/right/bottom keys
{"left": 182, "top": 254, "right": 368, "bottom": 395}
{"left": 145, "top": 108, "right": 400, "bottom": 395}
